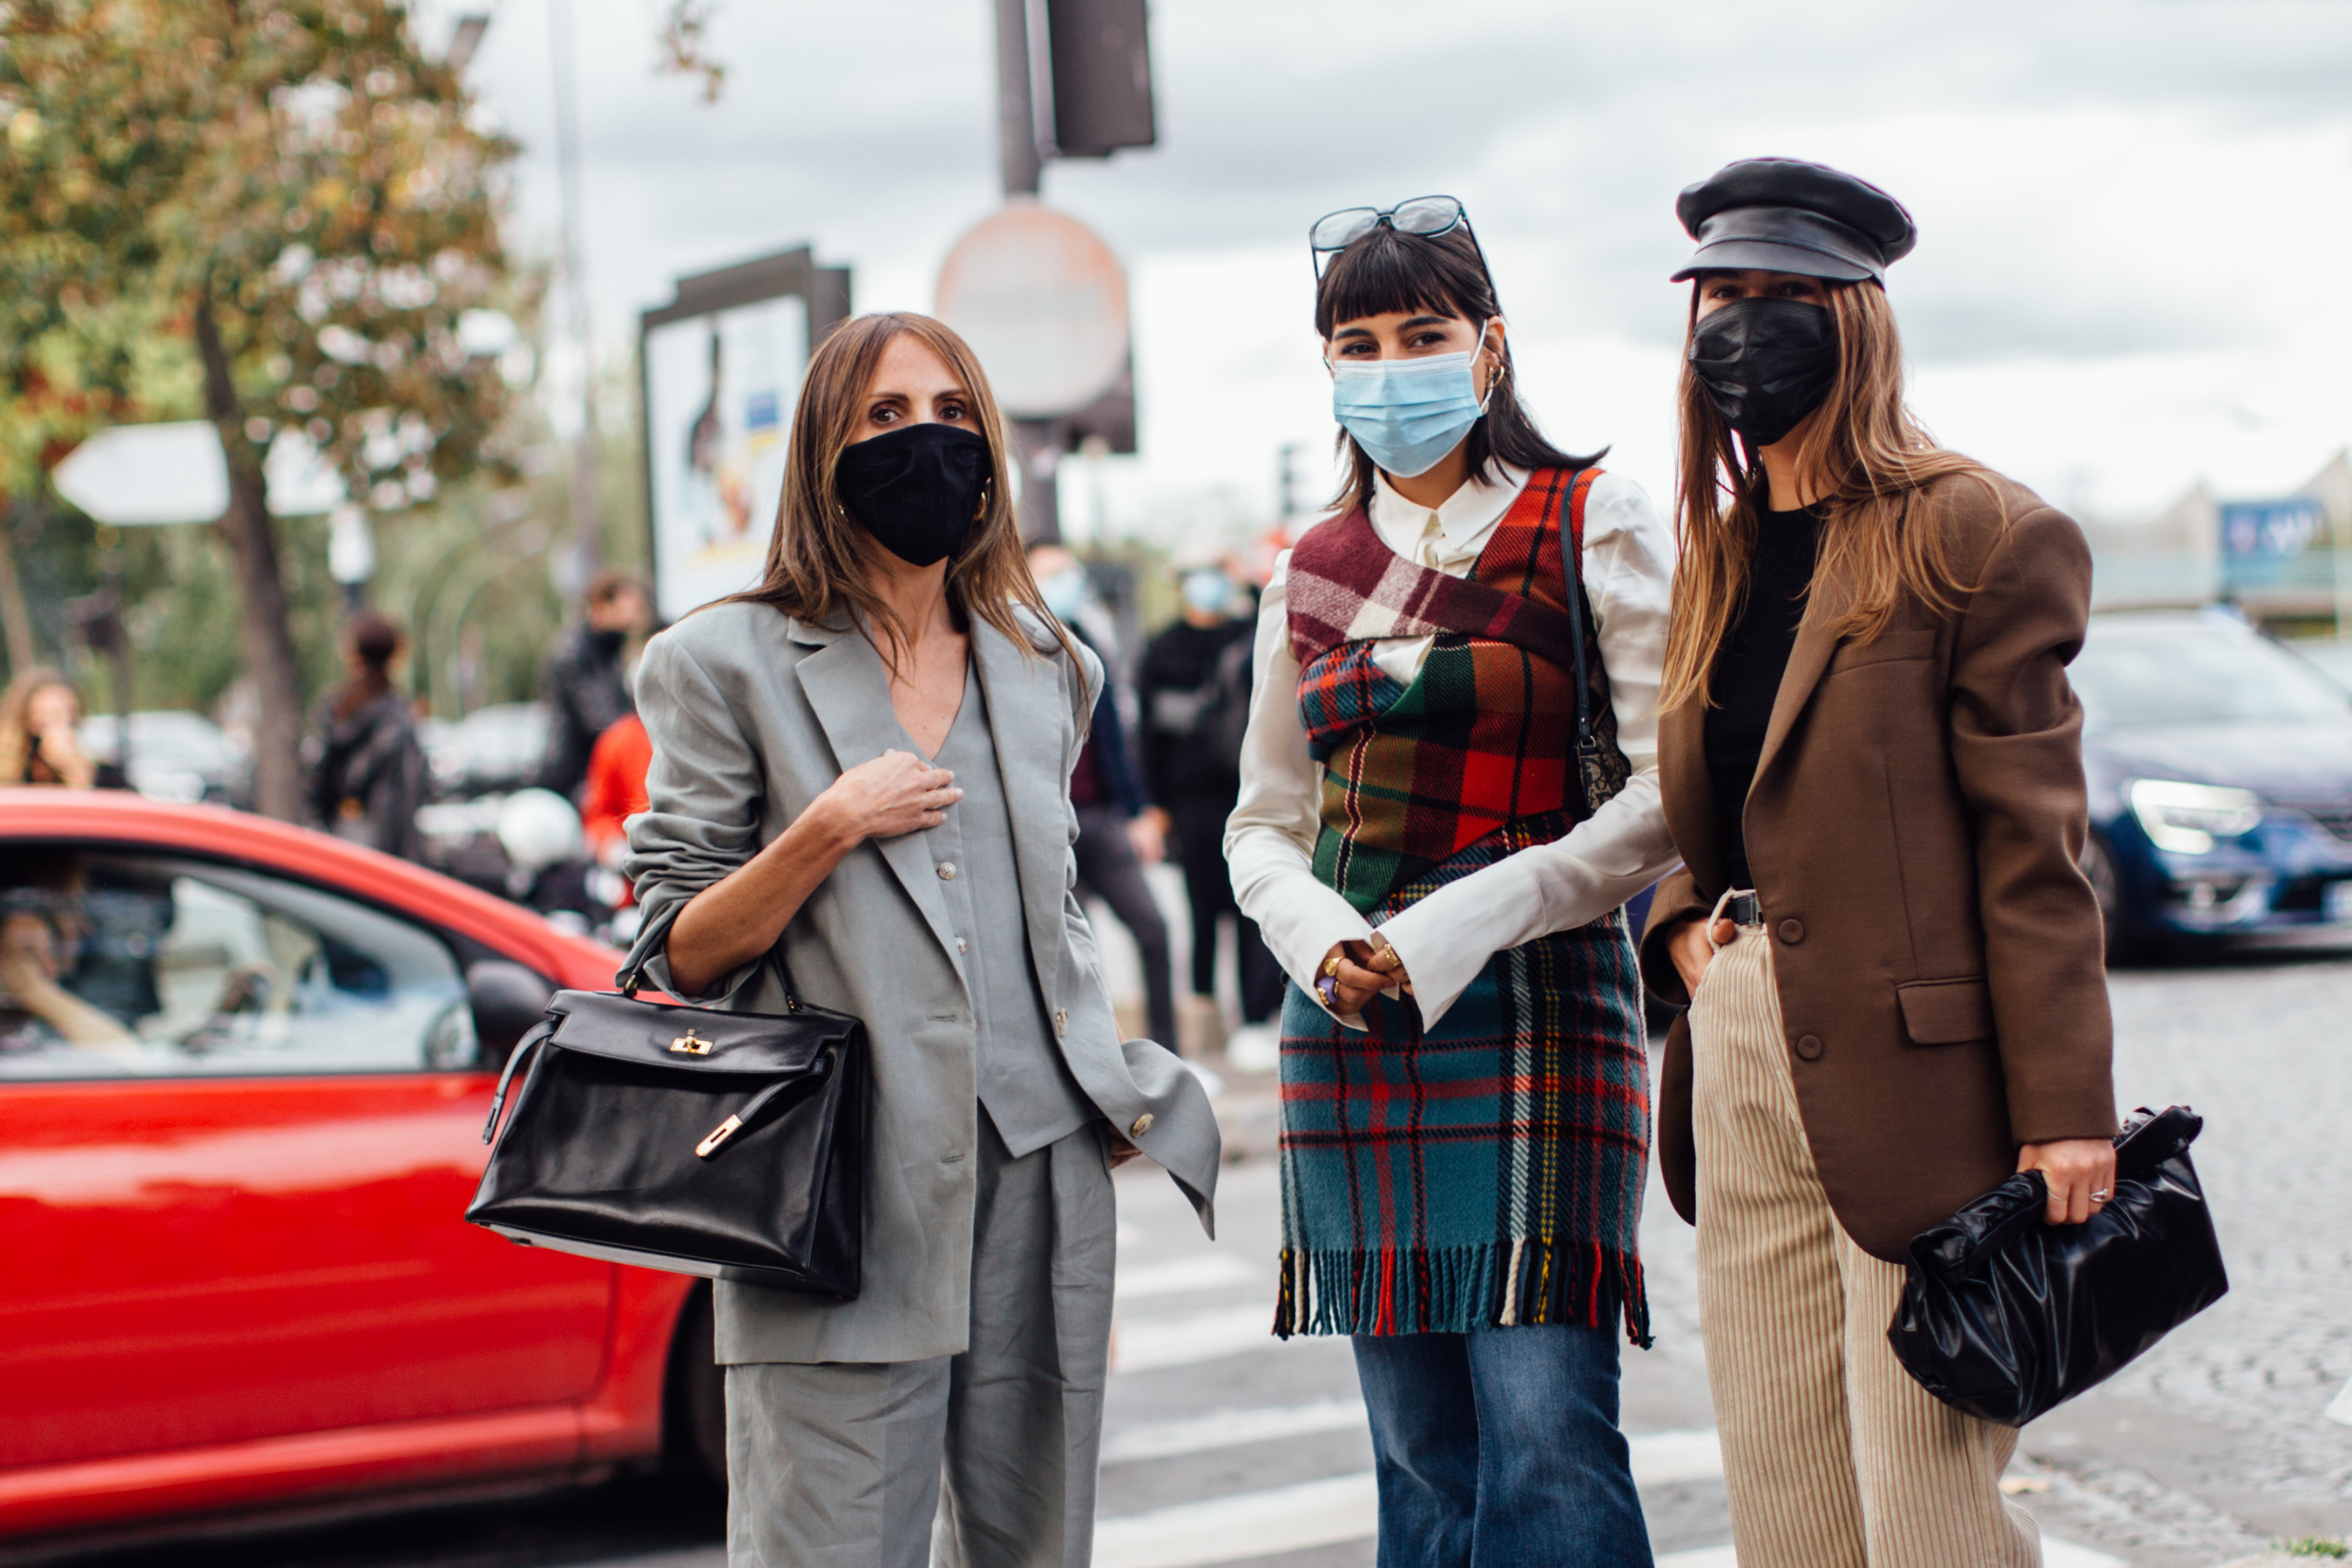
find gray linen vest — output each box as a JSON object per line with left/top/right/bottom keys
{"left": 915, "top": 662, "right": 1096, "bottom": 1155}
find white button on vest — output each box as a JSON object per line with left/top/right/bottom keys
{"left": 1054, "top": 1008, "right": 1068, "bottom": 1037}
{"left": 956, "top": 937, "right": 968, "bottom": 953}
{"left": 1129, "top": 1113, "right": 1154, "bottom": 1138}
{"left": 937, "top": 862, "right": 956, "bottom": 880}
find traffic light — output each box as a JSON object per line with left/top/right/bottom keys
{"left": 1044, "top": 0, "right": 1154, "bottom": 159}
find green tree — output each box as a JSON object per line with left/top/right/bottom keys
{"left": 0, "top": 0, "right": 518, "bottom": 819}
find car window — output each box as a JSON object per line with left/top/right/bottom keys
{"left": 0, "top": 849, "right": 475, "bottom": 1081}
{"left": 2072, "top": 625, "right": 2352, "bottom": 733}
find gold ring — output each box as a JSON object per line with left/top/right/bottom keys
{"left": 1321, "top": 953, "right": 1343, "bottom": 979}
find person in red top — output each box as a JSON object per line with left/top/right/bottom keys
{"left": 579, "top": 713, "right": 653, "bottom": 905}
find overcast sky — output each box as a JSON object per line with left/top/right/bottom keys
{"left": 424, "top": 0, "right": 2352, "bottom": 544}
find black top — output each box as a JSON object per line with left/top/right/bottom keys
{"left": 1138, "top": 617, "right": 1255, "bottom": 803}
{"left": 1704, "top": 505, "right": 1823, "bottom": 891}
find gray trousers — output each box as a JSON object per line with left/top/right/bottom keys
{"left": 725, "top": 1118, "right": 1117, "bottom": 1568}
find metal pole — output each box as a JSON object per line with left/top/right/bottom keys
{"left": 550, "top": 0, "right": 600, "bottom": 578}
{"left": 992, "top": 0, "right": 1042, "bottom": 197}
{"left": 104, "top": 550, "right": 130, "bottom": 783}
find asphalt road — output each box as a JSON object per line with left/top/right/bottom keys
{"left": 32, "top": 948, "right": 2352, "bottom": 1568}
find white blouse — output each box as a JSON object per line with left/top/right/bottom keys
{"left": 1224, "top": 462, "right": 1682, "bottom": 1031}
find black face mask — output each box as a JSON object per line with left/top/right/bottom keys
{"left": 588, "top": 627, "right": 627, "bottom": 657}
{"left": 1687, "top": 296, "right": 1838, "bottom": 451}
{"left": 834, "top": 422, "right": 990, "bottom": 567}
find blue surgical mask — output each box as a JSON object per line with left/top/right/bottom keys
{"left": 1180, "top": 570, "right": 1233, "bottom": 615}
{"left": 1038, "top": 566, "right": 1089, "bottom": 620}
{"left": 1328, "top": 323, "right": 1496, "bottom": 478}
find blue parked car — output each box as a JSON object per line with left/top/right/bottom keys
{"left": 2071, "top": 610, "right": 2352, "bottom": 959}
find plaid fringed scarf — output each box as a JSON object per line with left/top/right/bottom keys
{"left": 1274, "top": 467, "right": 1652, "bottom": 1346}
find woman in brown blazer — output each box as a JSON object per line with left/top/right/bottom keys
{"left": 1639, "top": 158, "right": 2119, "bottom": 1568}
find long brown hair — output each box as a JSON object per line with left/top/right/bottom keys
{"left": 1313, "top": 224, "right": 1599, "bottom": 516}
{"left": 0, "top": 667, "right": 81, "bottom": 784}
{"left": 729, "top": 312, "right": 1070, "bottom": 668}
{"left": 1660, "top": 279, "right": 1994, "bottom": 712}
{"left": 331, "top": 612, "right": 402, "bottom": 722}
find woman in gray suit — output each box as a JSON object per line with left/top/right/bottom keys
{"left": 624, "top": 311, "right": 1219, "bottom": 1568}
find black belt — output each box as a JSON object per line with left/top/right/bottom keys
{"left": 1722, "top": 891, "right": 1762, "bottom": 927}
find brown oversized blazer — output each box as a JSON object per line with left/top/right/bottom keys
{"left": 1638, "top": 470, "right": 2118, "bottom": 1262}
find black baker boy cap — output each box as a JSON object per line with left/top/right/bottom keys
{"left": 1670, "top": 157, "right": 1916, "bottom": 284}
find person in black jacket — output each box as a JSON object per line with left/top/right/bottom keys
{"left": 1139, "top": 559, "right": 1284, "bottom": 1064}
{"left": 1029, "top": 543, "right": 1179, "bottom": 1059}
{"left": 537, "top": 571, "right": 651, "bottom": 799}
{"left": 308, "top": 612, "right": 426, "bottom": 860}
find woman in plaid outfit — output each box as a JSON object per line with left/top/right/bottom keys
{"left": 1226, "top": 199, "right": 1680, "bottom": 1565}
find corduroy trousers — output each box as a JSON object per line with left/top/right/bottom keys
{"left": 1687, "top": 909, "right": 2042, "bottom": 1568}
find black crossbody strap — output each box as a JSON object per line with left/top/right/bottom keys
{"left": 618, "top": 897, "right": 801, "bottom": 1012}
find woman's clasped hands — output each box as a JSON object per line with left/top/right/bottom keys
{"left": 1315, "top": 934, "right": 1413, "bottom": 1015}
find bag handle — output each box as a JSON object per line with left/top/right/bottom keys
{"left": 1559, "top": 467, "right": 1604, "bottom": 805}
{"left": 617, "top": 898, "right": 802, "bottom": 1013}
{"left": 480, "top": 1018, "right": 557, "bottom": 1145}
{"left": 1956, "top": 1105, "right": 2205, "bottom": 1268}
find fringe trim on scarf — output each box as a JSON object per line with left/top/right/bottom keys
{"left": 1272, "top": 1240, "right": 1652, "bottom": 1348}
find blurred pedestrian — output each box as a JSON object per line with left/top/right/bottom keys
{"left": 0, "top": 669, "right": 128, "bottom": 790}
{"left": 1138, "top": 555, "right": 1284, "bottom": 1062}
{"left": 1640, "top": 159, "right": 2117, "bottom": 1568}
{"left": 1227, "top": 197, "right": 1680, "bottom": 1565}
{"left": 579, "top": 712, "right": 652, "bottom": 905}
{"left": 1027, "top": 542, "right": 1179, "bottom": 1059}
{"left": 308, "top": 612, "right": 425, "bottom": 860}
{"left": 624, "top": 311, "right": 1215, "bottom": 1568}
{"left": 537, "top": 569, "right": 650, "bottom": 799}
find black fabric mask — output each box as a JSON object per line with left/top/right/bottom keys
{"left": 1687, "top": 297, "right": 1838, "bottom": 451}
{"left": 834, "top": 422, "right": 990, "bottom": 567}
{"left": 588, "top": 627, "right": 627, "bottom": 658}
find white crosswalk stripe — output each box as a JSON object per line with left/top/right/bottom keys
{"left": 1110, "top": 1301, "right": 1274, "bottom": 1371}
{"left": 1099, "top": 1298, "right": 2133, "bottom": 1567}
{"left": 1112, "top": 1251, "right": 1260, "bottom": 1300}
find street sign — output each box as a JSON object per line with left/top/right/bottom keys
{"left": 2220, "top": 497, "right": 2328, "bottom": 595}
{"left": 51, "top": 422, "right": 349, "bottom": 525}
{"left": 52, "top": 422, "right": 227, "bottom": 525}
{"left": 936, "top": 200, "right": 1131, "bottom": 421}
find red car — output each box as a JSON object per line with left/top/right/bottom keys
{"left": 0, "top": 790, "right": 717, "bottom": 1551}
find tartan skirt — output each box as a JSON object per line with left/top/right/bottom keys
{"left": 1274, "top": 903, "right": 1652, "bottom": 1344}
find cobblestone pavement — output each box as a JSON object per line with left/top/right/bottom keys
{"left": 30, "top": 951, "right": 2350, "bottom": 1568}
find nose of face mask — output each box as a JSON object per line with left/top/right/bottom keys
{"left": 1328, "top": 327, "right": 1496, "bottom": 479}
{"left": 1180, "top": 571, "right": 1233, "bottom": 615}
{"left": 1038, "top": 568, "right": 1089, "bottom": 620}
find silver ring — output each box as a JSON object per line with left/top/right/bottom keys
{"left": 2090, "top": 1189, "right": 2110, "bottom": 1201}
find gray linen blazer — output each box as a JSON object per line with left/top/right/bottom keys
{"left": 622, "top": 598, "right": 1219, "bottom": 1366}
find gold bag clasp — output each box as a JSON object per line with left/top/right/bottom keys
{"left": 668, "top": 1030, "right": 713, "bottom": 1056}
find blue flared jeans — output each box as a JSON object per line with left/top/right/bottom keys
{"left": 1351, "top": 1321, "right": 1652, "bottom": 1568}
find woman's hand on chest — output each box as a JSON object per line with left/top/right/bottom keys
{"left": 813, "top": 750, "right": 963, "bottom": 846}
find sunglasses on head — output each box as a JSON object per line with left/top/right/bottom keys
{"left": 1308, "top": 195, "right": 1483, "bottom": 277}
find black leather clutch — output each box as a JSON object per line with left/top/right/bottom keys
{"left": 1887, "top": 1105, "right": 2227, "bottom": 1428}
{"left": 464, "top": 951, "right": 867, "bottom": 1299}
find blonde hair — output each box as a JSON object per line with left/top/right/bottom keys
{"left": 1660, "top": 280, "right": 1995, "bottom": 713}
{"left": 730, "top": 312, "right": 1071, "bottom": 668}
{"left": 0, "top": 667, "right": 81, "bottom": 785}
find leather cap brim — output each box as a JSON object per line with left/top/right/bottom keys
{"left": 1669, "top": 204, "right": 1887, "bottom": 283}
{"left": 1669, "top": 236, "right": 1879, "bottom": 283}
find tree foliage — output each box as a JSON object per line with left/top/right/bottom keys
{"left": 0, "top": 0, "right": 524, "bottom": 817}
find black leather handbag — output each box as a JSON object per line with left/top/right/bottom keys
{"left": 465, "top": 948, "right": 867, "bottom": 1299}
{"left": 1888, "top": 1105, "right": 2227, "bottom": 1427}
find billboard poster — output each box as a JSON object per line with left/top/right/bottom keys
{"left": 643, "top": 294, "right": 809, "bottom": 621}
